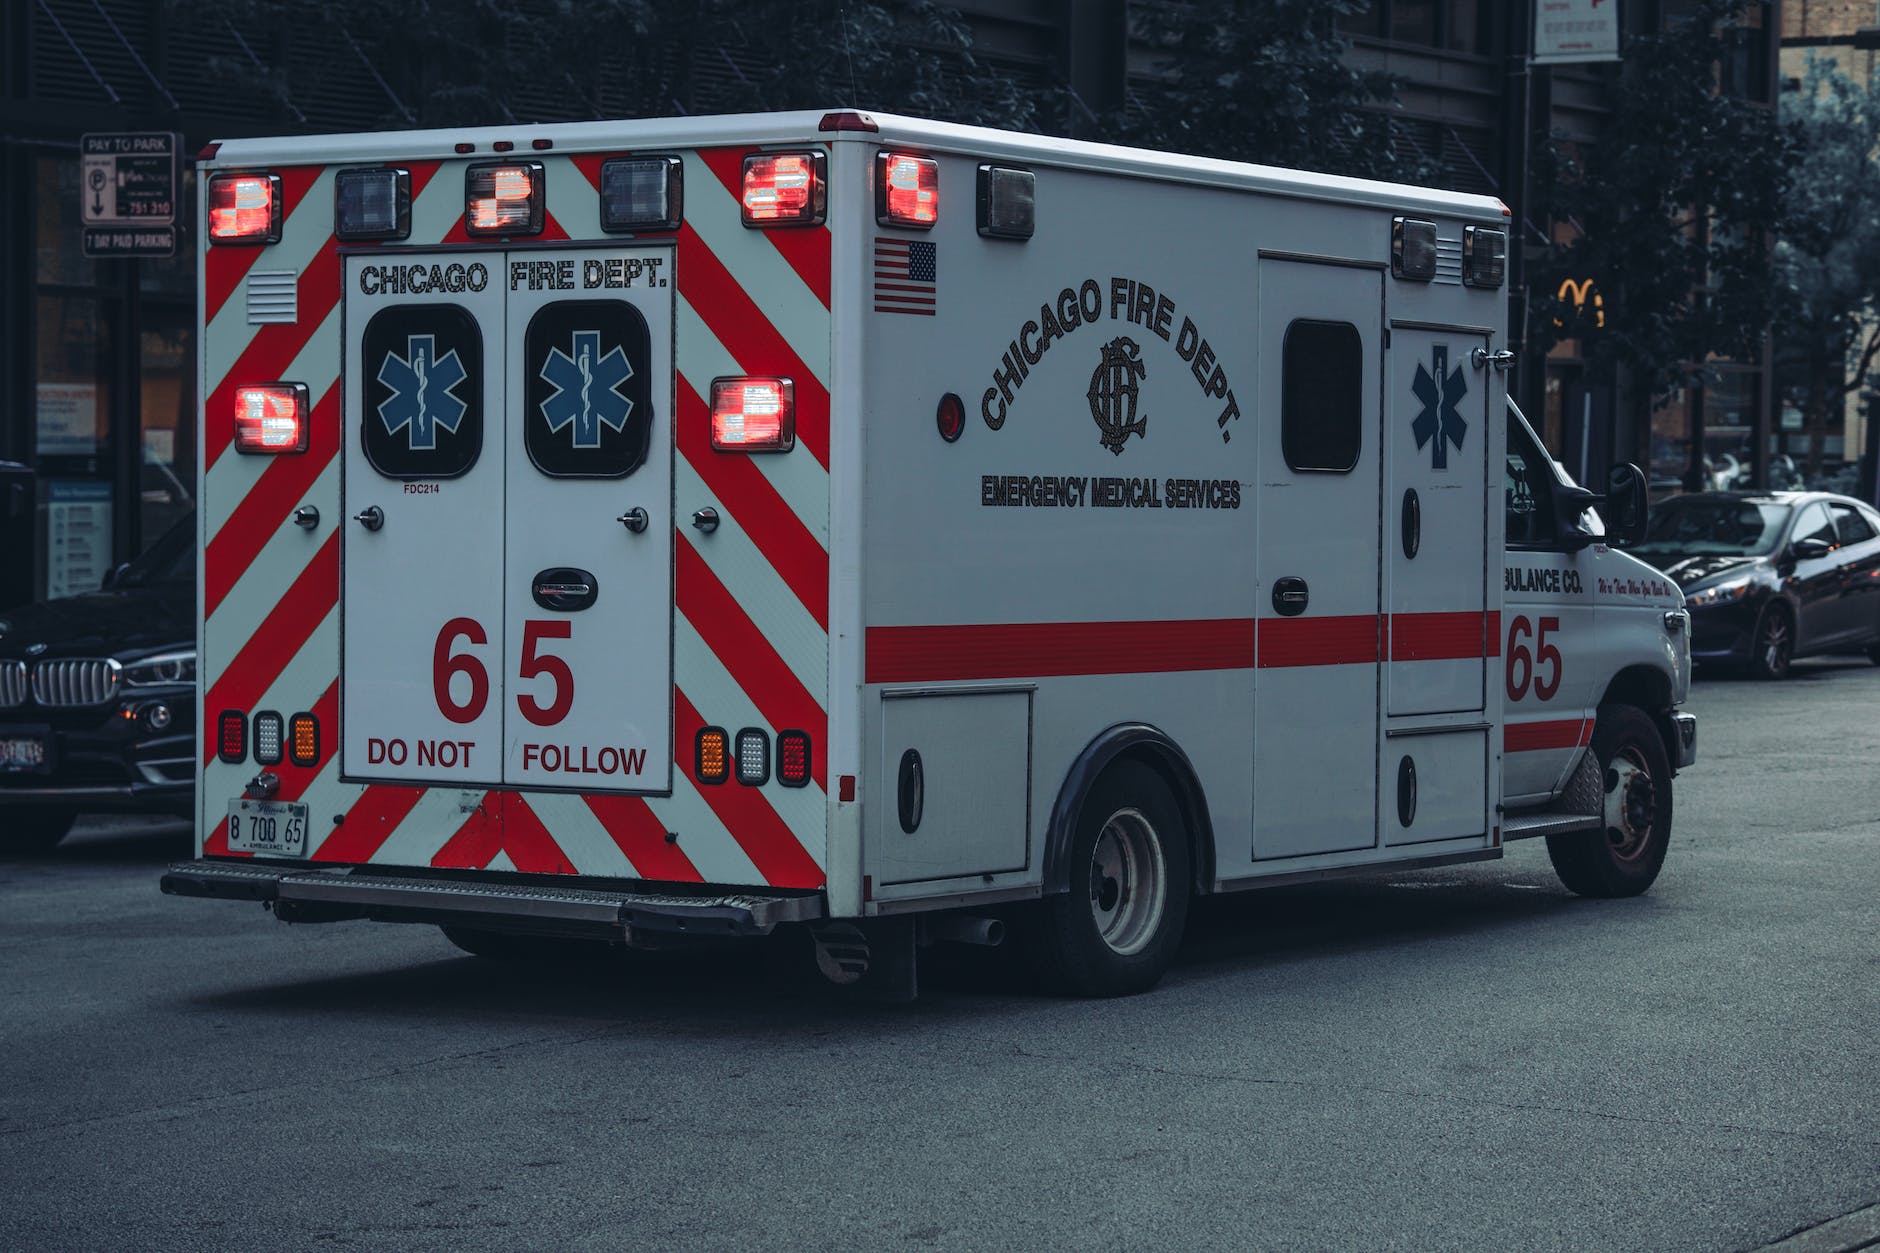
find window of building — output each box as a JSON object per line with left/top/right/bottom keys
{"left": 1281, "top": 319, "right": 1363, "bottom": 473}
{"left": 1336, "top": 1, "right": 1488, "bottom": 54}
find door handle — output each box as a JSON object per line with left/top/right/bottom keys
{"left": 691, "top": 507, "right": 720, "bottom": 534}
{"left": 1471, "top": 347, "right": 1516, "bottom": 371}
{"left": 617, "top": 507, "right": 649, "bottom": 534}
{"left": 353, "top": 505, "right": 384, "bottom": 532}
{"left": 1272, "top": 576, "right": 1309, "bottom": 616}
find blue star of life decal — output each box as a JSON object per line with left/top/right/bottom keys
{"left": 1411, "top": 344, "right": 1468, "bottom": 470}
{"left": 539, "top": 330, "right": 634, "bottom": 449}
{"left": 377, "top": 334, "right": 469, "bottom": 451}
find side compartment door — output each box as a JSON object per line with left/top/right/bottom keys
{"left": 502, "top": 247, "right": 675, "bottom": 792}
{"left": 342, "top": 254, "right": 506, "bottom": 786}
{"left": 1252, "top": 260, "right": 1383, "bottom": 860}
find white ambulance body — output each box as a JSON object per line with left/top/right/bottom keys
{"left": 163, "top": 110, "right": 1695, "bottom": 997}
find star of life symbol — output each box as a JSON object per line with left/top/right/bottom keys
{"left": 540, "top": 330, "right": 633, "bottom": 449}
{"left": 377, "top": 334, "right": 468, "bottom": 451}
{"left": 1411, "top": 344, "right": 1468, "bottom": 470}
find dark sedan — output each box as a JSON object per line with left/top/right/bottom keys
{"left": 0, "top": 514, "right": 194, "bottom": 852}
{"left": 1633, "top": 491, "right": 1880, "bottom": 678}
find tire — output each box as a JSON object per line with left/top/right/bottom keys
{"left": 438, "top": 925, "right": 613, "bottom": 963}
{"left": 1030, "top": 760, "right": 1191, "bottom": 997}
{"left": 0, "top": 808, "right": 77, "bottom": 855}
{"left": 1546, "top": 704, "right": 1673, "bottom": 898}
{"left": 1749, "top": 603, "right": 1793, "bottom": 679}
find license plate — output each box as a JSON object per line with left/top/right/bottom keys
{"left": 226, "top": 800, "right": 310, "bottom": 857}
{"left": 0, "top": 731, "right": 51, "bottom": 774}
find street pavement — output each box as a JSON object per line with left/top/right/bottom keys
{"left": 2, "top": 661, "right": 1876, "bottom": 1251}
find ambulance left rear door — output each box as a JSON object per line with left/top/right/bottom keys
{"left": 342, "top": 254, "right": 506, "bottom": 786}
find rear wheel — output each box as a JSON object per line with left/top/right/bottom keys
{"left": 0, "top": 808, "right": 77, "bottom": 855}
{"left": 1030, "top": 760, "right": 1190, "bottom": 997}
{"left": 1750, "top": 603, "right": 1793, "bottom": 679}
{"left": 1546, "top": 704, "right": 1672, "bottom": 898}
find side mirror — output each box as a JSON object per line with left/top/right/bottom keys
{"left": 1792, "top": 536, "right": 1833, "bottom": 560}
{"left": 1601, "top": 463, "right": 1649, "bottom": 548}
{"left": 1552, "top": 482, "right": 1600, "bottom": 551}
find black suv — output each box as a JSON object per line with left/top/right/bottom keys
{"left": 0, "top": 514, "right": 194, "bottom": 852}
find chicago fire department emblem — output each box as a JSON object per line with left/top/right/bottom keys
{"left": 539, "top": 329, "right": 634, "bottom": 450}
{"left": 377, "top": 334, "right": 469, "bottom": 451}
{"left": 1087, "top": 335, "right": 1148, "bottom": 455}
{"left": 1411, "top": 344, "right": 1468, "bottom": 470}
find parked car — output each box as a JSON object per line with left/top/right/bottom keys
{"left": 0, "top": 514, "right": 194, "bottom": 852}
{"left": 1632, "top": 491, "right": 1880, "bottom": 678}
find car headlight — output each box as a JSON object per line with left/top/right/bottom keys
{"left": 120, "top": 649, "right": 196, "bottom": 687}
{"left": 1685, "top": 577, "right": 1753, "bottom": 610}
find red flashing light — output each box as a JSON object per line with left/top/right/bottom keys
{"left": 207, "top": 172, "right": 281, "bottom": 244}
{"left": 217, "top": 710, "right": 247, "bottom": 764}
{"left": 465, "top": 161, "right": 544, "bottom": 236}
{"left": 877, "top": 152, "right": 939, "bottom": 228}
{"left": 741, "top": 151, "right": 825, "bottom": 226}
{"left": 710, "top": 377, "right": 795, "bottom": 452}
{"left": 777, "top": 730, "right": 812, "bottom": 788}
{"left": 936, "top": 392, "right": 965, "bottom": 443}
{"left": 818, "top": 111, "right": 879, "bottom": 133}
{"left": 233, "top": 383, "right": 309, "bottom": 454}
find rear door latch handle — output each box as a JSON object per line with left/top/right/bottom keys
{"left": 353, "top": 505, "right": 384, "bottom": 532}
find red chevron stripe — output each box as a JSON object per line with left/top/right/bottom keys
{"left": 204, "top": 236, "right": 342, "bottom": 471}
{"left": 582, "top": 793, "right": 704, "bottom": 882}
{"left": 201, "top": 531, "right": 338, "bottom": 761}
{"left": 427, "top": 792, "right": 506, "bottom": 869}
{"left": 676, "top": 537, "right": 827, "bottom": 788}
{"left": 675, "top": 689, "right": 823, "bottom": 888}
{"left": 204, "top": 381, "right": 339, "bottom": 620}
{"left": 203, "top": 164, "right": 325, "bottom": 325}
{"left": 694, "top": 146, "right": 832, "bottom": 308}
{"left": 493, "top": 794, "right": 579, "bottom": 874}
{"left": 676, "top": 378, "right": 829, "bottom": 630}
{"left": 308, "top": 783, "right": 429, "bottom": 863}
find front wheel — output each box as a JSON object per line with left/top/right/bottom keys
{"left": 0, "top": 808, "right": 77, "bottom": 855}
{"left": 1029, "top": 760, "right": 1190, "bottom": 997}
{"left": 1750, "top": 603, "right": 1793, "bottom": 679}
{"left": 1545, "top": 704, "right": 1673, "bottom": 898}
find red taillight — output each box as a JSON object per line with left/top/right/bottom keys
{"left": 877, "top": 152, "right": 938, "bottom": 228}
{"left": 233, "top": 383, "right": 309, "bottom": 454}
{"left": 464, "top": 161, "right": 544, "bottom": 236}
{"left": 710, "top": 377, "right": 795, "bottom": 452}
{"left": 217, "top": 710, "right": 247, "bottom": 764}
{"left": 777, "top": 730, "right": 811, "bottom": 788}
{"left": 936, "top": 393, "right": 965, "bottom": 443}
{"left": 207, "top": 172, "right": 282, "bottom": 245}
{"left": 741, "top": 151, "right": 825, "bottom": 226}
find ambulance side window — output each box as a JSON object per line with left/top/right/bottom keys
{"left": 361, "top": 306, "right": 484, "bottom": 479}
{"left": 1281, "top": 319, "right": 1362, "bottom": 472}
{"left": 1505, "top": 408, "right": 1558, "bottom": 548}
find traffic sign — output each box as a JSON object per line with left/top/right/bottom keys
{"left": 80, "top": 132, "right": 179, "bottom": 257}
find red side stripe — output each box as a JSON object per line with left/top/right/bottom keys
{"left": 675, "top": 689, "right": 823, "bottom": 889}
{"left": 1257, "top": 614, "right": 1381, "bottom": 668}
{"left": 676, "top": 378, "right": 829, "bottom": 631}
{"left": 204, "top": 236, "right": 342, "bottom": 471}
{"left": 865, "top": 618, "right": 1257, "bottom": 685}
{"left": 203, "top": 164, "right": 325, "bottom": 325}
{"left": 1390, "top": 610, "right": 1494, "bottom": 662}
{"left": 495, "top": 794, "right": 579, "bottom": 875}
{"left": 677, "top": 537, "right": 828, "bottom": 787}
{"left": 272, "top": 680, "right": 339, "bottom": 802}
{"left": 201, "top": 531, "right": 339, "bottom": 760}
{"left": 1504, "top": 718, "right": 1593, "bottom": 753}
{"left": 582, "top": 793, "right": 704, "bottom": 883}
{"left": 676, "top": 222, "right": 830, "bottom": 467}
{"left": 694, "top": 146, "right": 833, "bottom": 308}
{"left": 309, "top": 784, "right": 427, "bottom": 863}
{"left": 204, "top": 381, "right": 339, "bottom": 619}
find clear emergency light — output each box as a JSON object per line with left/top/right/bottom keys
{"left": 289, "top": 712, "right": 321, "bottom": 766}
{"left": 464, "top": 161, "right": 545, "bottom": 236}
{"left": 976, "top": 165, "right": 1035, "bottom": 240}
{"left": 876, "top": 152, "right": 939, "bottom": 228}
{"left": 1464, "top": 226, "right": 1507, "bottom": 289}
{"left": 710, "top": 377, "right": 795, "bottom": 452}
{"left": 232, "top": 383, "right": 310, "bottom": 454}
{"left": 335, "top": 167, "right": 410, "bottom": 241}
{"left": 600, "top": 156, "right": 682, "bottom": 233}
{"left": 252, "top": 711, "right": 284, "bottom": 766}
{"left": 741, "top": 151, "right": 825, "bottom": 226}
{"left": 207, "top": 172, "right": 282, "bottom": 245}
{"left": 1392, "top": 217, "right": 1437, "bottom": 281}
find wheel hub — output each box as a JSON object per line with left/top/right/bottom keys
{"left": 1602, "top": 752, "right": 1657, "bottom": 863}
{"left": 1087, "top": 808, "right": 1167, "bottom": 957}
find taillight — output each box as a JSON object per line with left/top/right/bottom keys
{"left": 464, "top": 161, "right": 544, "bottom": 237}
{"left": 695, "top": 726, "right": 729, "bottom": 785}
{"left": 741, "top": 151, "right": 825, "bottom": 226}
{"left": 735, "top": 728, "right": 770, "bottom": 786}
{"left": 233, "top": 383, "right": 309, "bottom": 454}
{"left": 876, "top": 152, "right": 938, "bottom": 228}
{"left": 710, "top": 377, "right": 795, "bottom": 452}
{"left": 207, "top": 172, "right": 282, "bottom": 245}
{"left": 217, "top": 710, "right": 247, "bottom": 764}
{"left": 252, "top": 711, "right": 283, "bottom": 766}
{"left": 777, "top": 730, "right": 811, "bottom": 788}
{"left": 289, "top": 712, "right": 321, "bottom": 767}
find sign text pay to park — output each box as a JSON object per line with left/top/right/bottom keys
{"left": 80, "top": 131, "right": 179, "bottom": 258}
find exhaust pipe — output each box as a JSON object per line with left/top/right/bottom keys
{"left": 929, "top": 915, "right": 1005, "bottom": 947}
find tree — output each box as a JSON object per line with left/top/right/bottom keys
{"left": 1772, "top": 57, "right": 1880, "bottom": 481}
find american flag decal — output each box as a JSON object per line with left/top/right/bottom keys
{"left": 874, "top": 238, "right": 937, "bottom": 315}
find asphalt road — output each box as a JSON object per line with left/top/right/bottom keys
{"left": 3, "top": 661, "right": 1876, "bottom": 1251}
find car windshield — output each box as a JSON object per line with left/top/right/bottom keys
{"left": 1635, "top": 498, "right": 1791, "bottom": 557}
{"left": 115, "top": 513, "right": 195, "bottom": 587}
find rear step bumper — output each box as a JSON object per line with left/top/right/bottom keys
{"left": 161, "top": 859, "right": 823, "bottom": 938}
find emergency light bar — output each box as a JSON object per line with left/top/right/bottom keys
{"left": 710, "top": 377, "right": 795, "bottom": 452}
{"left": 876, "top": 152, "right": 939, "bottom": 228}
{"left": 976, "top": 164, "right": 1034, "bottom": 240}
{"left": 600, "top": 156, "right": 682, "bottom": 233}
{"left": 1392, "top": 217, "right": 1437, "bottom": 281}
{"left": 232, "top": 383, "right": 310, "bottom": 454}
{"left": 1464, "top": 226, "right": 1507, "bottom": 289}
{"left": 741, "top": 151, "right": 825, "bottom": 226}
{"left": 464, "top": 161, "right": 545, "bottom": 237}
{"left": 207, "top": 172, "right": 282, "bottom": 245}
{"left": 335, "top": 167, "right": 411, "bottom": 241}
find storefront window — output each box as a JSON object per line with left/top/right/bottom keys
{"left": 140, "top": 311, "right": 195, "bottom": 545}
{"left": 1650, "top": 389, "right": 1694, "bottom": 492}
{"left": 34, "top": 293, "right": 113, "bottom": 460}
{"left": 1704, "top": 370, "right": 1759, "bottom": 490}
{"left": 35, "top": 155, "right": 101, "bottom": 287}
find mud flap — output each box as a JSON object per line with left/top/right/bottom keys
{"left": 813, "top": 917, "right": 919, "bottom": 1004}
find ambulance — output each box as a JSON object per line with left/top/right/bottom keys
{"left": 161, "top": 110, "right": 1697, "bottom": 999}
